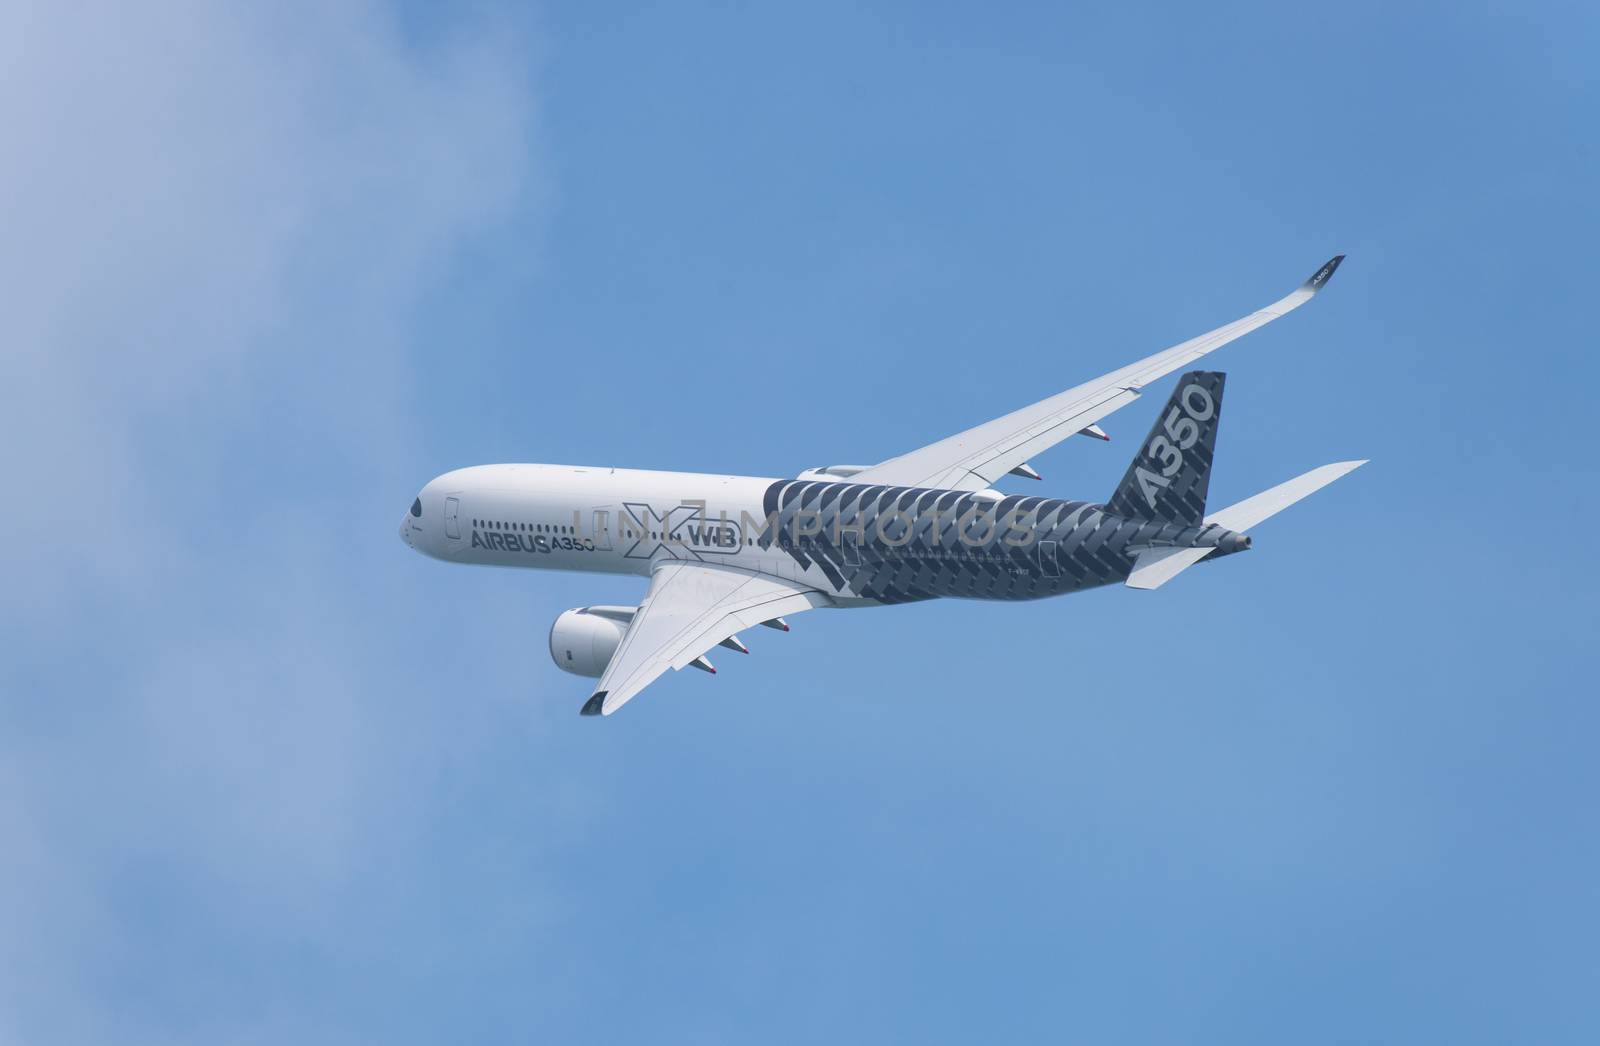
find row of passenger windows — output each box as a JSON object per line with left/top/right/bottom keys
{"left": 474, "top": 518, "right": 575, "bottom": 535}
{"left": 471, "top": 517, "right": 761, "bottom": 544}
{"left": 469, "top": 518, "right": 1006, "bottom": 554}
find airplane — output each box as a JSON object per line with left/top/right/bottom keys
{"left": 400, "top": 256, "right": 1363, "bottom": 717}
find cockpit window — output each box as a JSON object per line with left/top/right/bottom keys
{"left": 410, "top": 498, "right": 422, "bottom": 518}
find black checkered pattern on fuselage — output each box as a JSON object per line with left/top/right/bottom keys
{"left": 758, "top": 479, "right": 1240, "bottom": 604}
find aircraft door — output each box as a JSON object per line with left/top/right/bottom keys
{"left": 445, "top": 496, "right": 461, "bottom": 540}
{"left": 1038, "top": 540, "right": 1059, "bottom": 577}
{"left": 590, "top": 509, "right": 613, "bottom": 551}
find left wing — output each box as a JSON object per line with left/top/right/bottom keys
{"left": 848, "top": 256, "right": 1344, "bottom": 491}
{"left": 581, "top": 562, "right": 831, "bottom": 717}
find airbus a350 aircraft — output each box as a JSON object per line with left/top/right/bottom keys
{"left": 401, "top": 256, "right": 1362, "bottom": 716}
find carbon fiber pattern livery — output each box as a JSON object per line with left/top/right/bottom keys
{"left": 1107, "top": 371, "right": 1225, "bottom": 526}
{"left": 757, "top": 478, "right": 1249, "bottom": 605}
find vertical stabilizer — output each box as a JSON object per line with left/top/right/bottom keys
{"left": 1106, "top": 371, "right": 1226, "bottom": 524}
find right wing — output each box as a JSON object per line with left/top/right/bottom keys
{"left": 582, "top": 561, "right": 831, "bottom": 717}
{"left": 848, "top": 256, "right": 1345, "bottom": 492}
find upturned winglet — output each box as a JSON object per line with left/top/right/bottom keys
{"left": 1303, "top": 254, "right": 1345, "bottom": 293}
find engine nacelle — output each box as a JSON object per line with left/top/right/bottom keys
{"left": 549, "top": 605, "right": 637, "bottom": 678}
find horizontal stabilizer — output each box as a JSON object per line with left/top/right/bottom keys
{"left": 1124, "top": 459, "right": 1366, "bottom": 591}
{"left": 1126, "top": 546, "right": 1214, "bottom": 590}
{"left": 1205, "top": 460, "right": 1367, "bottom": 532}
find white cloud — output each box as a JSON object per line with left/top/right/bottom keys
{"left": 0, "top": 0, "right": 538, "bottom": 611}
{"left": 0, "top": 3, "right": 546, "bottom": 1041}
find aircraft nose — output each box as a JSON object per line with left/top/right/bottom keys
{"left": 399, "top": 495, "right": 423, "bottom": 549}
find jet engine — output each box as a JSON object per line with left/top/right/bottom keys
{"left": 549, "top": 605, "right": 637, "bottom": 677}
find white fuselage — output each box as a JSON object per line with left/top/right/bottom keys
{"left": 400, "top": 463, "right": 855, "bottom": 594}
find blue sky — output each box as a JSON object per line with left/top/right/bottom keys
{"left": 4, "top": 2, "right": 1598, "bottom": 1042}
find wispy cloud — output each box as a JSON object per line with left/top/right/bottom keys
{"left": 0, "top": 3, "right": 545, "bottom": 1040}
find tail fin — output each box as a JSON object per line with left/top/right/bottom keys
{"left": 1106, "top": 371, "right": 1225, "bottom": 524}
